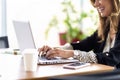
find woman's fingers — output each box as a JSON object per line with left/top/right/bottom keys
{"left": 45, "top": 49, "right": 58, "bottom": 59}
{"left": 38, "top": 47, "right": 71, "bottom": 59}
{"left": 38, "top": 45, "right": 52, "bottom": 56}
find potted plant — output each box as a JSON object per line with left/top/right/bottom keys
{"left": 45, "top": 0, "right": 96, "bottom": 45}
{"left": 61, "top": 0, "right": 88, "bottom": 44}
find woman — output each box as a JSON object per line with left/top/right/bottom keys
{"left": 38, "top": 0, "right": 120, "bottom": 67}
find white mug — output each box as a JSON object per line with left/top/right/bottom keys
{"left": 22, "top": 49, "right": 38, "bottom": 71}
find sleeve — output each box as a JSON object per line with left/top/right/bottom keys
{"left": 73, "top": 50, "right": 98, "bottom": 63}
{"left": 70, "top": 31, "right": 100, "bottom": 52}
{"left": 59, "top": 43, "right": 98, "bottom": 63}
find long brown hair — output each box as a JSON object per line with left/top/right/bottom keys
{"left": 90, "top": 0, "right": 120, "bottom": 41}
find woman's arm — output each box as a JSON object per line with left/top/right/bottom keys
{"left": 71, "top": 31, "right": 100, "bottom": 52}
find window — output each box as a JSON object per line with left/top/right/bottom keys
{"left": 0, "top": 0, "right": 7, "bottom": 36}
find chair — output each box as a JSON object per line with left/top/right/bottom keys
{"left": 0, "top": 36, "right": 9, "bottom": 48}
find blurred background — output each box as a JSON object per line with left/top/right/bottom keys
{"left": 0, "top": 0, "right": 98, "bottom": 50}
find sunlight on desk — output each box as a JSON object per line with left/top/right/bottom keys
{"left": 0, "top": 48, "right": 20, "bottom": 55}
{"left": 0, "top": 53, "right": 114, "bottom": 80}
{"left": 0, "top": 54, "right": 22, "bottom": 80}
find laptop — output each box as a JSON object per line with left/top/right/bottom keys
{"left": 13, "top": 21, "right": 36, "bottom": 53}
{"left": 13, "top": 21, "right": 79, "bottom": 64}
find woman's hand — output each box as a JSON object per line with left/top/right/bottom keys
{"left": 38, "top": 45, "right": 74, "bottom": 59}
{"left": 45, "top": 48, "right": 74, "bottom": 59}
{"left": 38, "top": 45, "right": 52, "bottom": 56}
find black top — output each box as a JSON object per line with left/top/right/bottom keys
{"left": 71, "top": 23, "right": 120, "bottom": 67}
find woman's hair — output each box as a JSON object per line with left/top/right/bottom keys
{"left": 90, "top": 0, "right": 120, "bottom": 41}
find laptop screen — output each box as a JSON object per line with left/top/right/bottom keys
{"left": 13, "top": 21, "right": 36, "bottom": 53}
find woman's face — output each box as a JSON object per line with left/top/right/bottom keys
{"left": 94, "top": 0, "right": 113, "bottom": 17}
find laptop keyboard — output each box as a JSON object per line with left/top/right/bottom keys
{"left": 37, "top": 55, "right": 79, "bottom": 65}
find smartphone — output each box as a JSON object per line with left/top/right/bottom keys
{"left": 63, "top": 62, "right": 90, "bottom": 70}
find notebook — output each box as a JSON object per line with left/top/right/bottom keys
{"left": 13, "top": 21, "right": 79, "bottom": 64}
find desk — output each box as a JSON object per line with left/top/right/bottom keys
{"left": 0, "top": 54, "right": 114, "bottom": 80}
